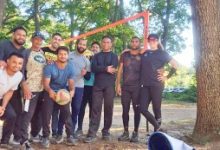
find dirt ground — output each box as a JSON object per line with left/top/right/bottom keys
{"left": 1, "top": 99, "right": 219, "bottom": 150}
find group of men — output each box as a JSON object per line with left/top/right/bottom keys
{"left": 0, "top": 26, "right": 149, "bottom": 150}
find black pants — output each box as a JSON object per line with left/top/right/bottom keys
{"left": 77, "top": 85, "right": 93, "bottom": 131}
{"left": 88, "top": 85, "right": 115, "bottom": 137}
{"left": 30, "top": 92, "right": 43, "bottom": 137}
{"left": 19, "top": 92, "right": 43, "bottom": 144}
{"left": 121, "top": 85, "right": 141, "bottom": 132}
{"left": 1, "top": 90, "right": 22, "bottom": 143}
{"left": 139, "top": 85, "right": 164, "bottom": 130}
{"left": 0, "top": 100, "right": 17, "bottom": 144}
{"left": 42, "top": 92, "right": 73, "bottom": 138}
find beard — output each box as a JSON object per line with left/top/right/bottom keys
{"left": 129, "top": 45, "right": 140, "bottom": 50}
{"left": 14, "top": 39, "right": 25, "bottom": 46}
{"left": 77, "top": 47, "right": 86, "bottom": 54}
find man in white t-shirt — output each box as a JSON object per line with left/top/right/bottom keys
{"left": 0, "top": 52, "right": 23, "bottom": 149}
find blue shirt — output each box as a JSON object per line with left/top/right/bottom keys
{"left": 44, "top": 62, "right": 74, "bottom": 91}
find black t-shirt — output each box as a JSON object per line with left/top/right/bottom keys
{"left": 0, "top": 40, "right": 26, "bottom": 61}
{"left": 120, "top": 51, "right": 141, "bottom": 86}
{"left": 141, "top": 49, "right": 172, "bottom": 86}
{"left": 91, "top": 51, "right": 118, "bottom": 87}
{"left": 42, "top": 47, "right": 57, "bottom": 61}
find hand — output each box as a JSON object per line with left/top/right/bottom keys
{"left": 157, "top": 74, "right": 168, "bottom": 82}
{"left": 81, "top": 68, "right": 87, "bottom": 76}
{"left": 69, "top": 90, "right": 75, "bottom": 98}
{"left": 49, "top": 90, "right": 56, "bottom": 101}
{"left": 157, "top": 68, "right": 165, "bottom": 76}
{"left": 116, "top": 85, "right": 122, "bottom": 96}
{"left": 23, "top": 85, "right": 32, "bottom": 100}
{"left": 107, "top": 66, "right": 116, "bottom": 74}
{"left": 0, "top": 106, "right": 5, "bottom": 117}
{"left": 140, "top": 48, "right": 147, "bottom": 54}
{"left": 0, "top": 60, "right": 7, "bottom": 69}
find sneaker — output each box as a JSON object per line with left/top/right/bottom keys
{"left": 130, "top": 131, "right": 139, "bottom": 143}
{"left": 21, "top": 141, "right": 34, "bottom": 150}
{"left": 41, "top": 137, "right": 50, "bottom": 149}
{"left": 10, "top": 139, "right": 20, "bottom": 145}
{"left": 75, "top": 130, "right": 83, "bottom": 138}
{"left": 66, "top": 136, "right": 78, "bottom": 146}
{"left": 102, "top": 132, "right": 111, "bottom": 141}
{"left": 118, "top": 131, "right": 129, "bottom": 141}
{"left": 55, "top": 135, "right": 63, "bottom": 144}
{"left": 0, "top": 143, "right": 13, "bottom": 149}
{"left": 84, "top": 136, "right": 97, "bottom": 143}
{"left": 29, "top": 134, "right": 42, "bottom": 143}
{"left": 50, "top": 135, "right": 57, "bottom": 144}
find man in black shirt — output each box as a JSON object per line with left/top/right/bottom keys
{"left": 0, "top": 26, "right": 32, "bottom": 147}
{"left": 84, "top": 35, "right": 118, "bottom": 143}
{"left": 116, "top": 36, "right": 141, "bottom": 143}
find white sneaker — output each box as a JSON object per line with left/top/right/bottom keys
{"left": 29, "top": 134, "right": 42, "bottom": 143}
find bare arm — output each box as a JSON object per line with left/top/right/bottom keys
{"left": 43, "top": 77, "right": 56, "bottom": 100}
{"left": 116, "top": 63, "right": 123, "bottom": 96}
{"left": 68, "top": 79, "right": 75, "bottom": 98}
{"left": 21, "top": 80, "right": 32, "bottom": 100}
{"left": 0, "top": 90, "right": 14, "bottom": 116}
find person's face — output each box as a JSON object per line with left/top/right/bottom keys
{"left": 91, "top": 44, "right": 100, "bottom": 54}
{"left": 130, "top": 38, "right": 141, "bottom": 50}
{"left": 148, "top": 38, "right": 159, "bottom": 50}
{"left": 101, "top": 38, "right": 112, "bottom": 51}
{"left": 57, "top": 50, "right": 68, "bottom": 63}
{"left": 51, "top": 35, "right": 62, "bottom": 49}
{"left": 77, "top": 40, "right": 87, "bottom": 53}
{"left": 12, "top": 29, "right": 26, "bottom": 46}
{"left": 7, "top": 56, "right": 24, "bottom": 73}
{"left": 31, "top": 37, "right": 43, "bottom": 50}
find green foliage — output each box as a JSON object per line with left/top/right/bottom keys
{"left": 163, "top": 85, "right": 197, "bottom": 102}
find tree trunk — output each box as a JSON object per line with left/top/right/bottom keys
{"left": 0, "top": 0, "right": 6, "bottom": 27}
{"left": 192, "top": 0, "right": 220, "bottom": 137}
{"left": 161, "top": 0, "right": 171, "bottom": 50}
{"left": 34, "top": 0, "right": 40, "bottom": 32}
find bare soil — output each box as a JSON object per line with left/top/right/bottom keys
{"left": 1, "top": 99, "right": 219, "bottom": 150}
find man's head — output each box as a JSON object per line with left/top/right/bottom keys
{"left": 76, "top": 39, "right": 87, "bottom": 54}
{"left": 31, "top": 32, "right": 45, "bottom": 50}
{"left": 51, "top": 33, "right": 62, "bottom": 50}
{"left": 101, "top": 35, "right": 113, "bottom": 52}
{"left": 12, "top": 26, "right": 27, "bottom": 46}
{"left": 57, "top": 46, "right": 69, "bottom": 63}
{"left": 129, "top": 36, "right": 141, "bottom": 50}
{"left": 91, "top": 41, "right": 100, "bottom": 54}
{"left": 6, "top": 52, "right": 24, "bottom": 73}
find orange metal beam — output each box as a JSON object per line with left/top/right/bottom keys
{"left": 63, "top": 11, "right": 149, "bottom": 49}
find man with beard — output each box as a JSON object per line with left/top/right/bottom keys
{"left": 84, "top": 35, "right": 118, "bottom": 143}
{"left": 0, "top": 26, "right": 32, "bottom": 145}
{"left": 56, "top": 39, "right": 90, "bottom": 142}
{"left": 116, "top": 36, "right": 141, "bottom": 143}
{"left": 75, "top": 41, "right": 101, "bottom": 137}
{"left": 41, "top": 46, "right": 77, "bottom": 148}
{"left": 42, "top": 33, "right": 62, "bottom": 63}
{"left": 0, "top": 53, "right": 24, "bottom": 149}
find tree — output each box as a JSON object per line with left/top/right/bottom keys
{"left": 191, "top": 0, "right": 220, "bottom": 138}
{"left": 0, "top": 0, "right": 6, "bottom": 26}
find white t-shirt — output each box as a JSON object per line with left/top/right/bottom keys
{"left": 0, "top": 69, "right": 23, "bottom": 99}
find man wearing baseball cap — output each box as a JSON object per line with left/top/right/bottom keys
{"left": 18, "top": 32, "right": 46, "bottom": 150}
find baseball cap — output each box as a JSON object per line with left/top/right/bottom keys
{"left": 32, "top": 32, "right": 45, "bottom": 40}
{"left": 148, "top": 34, "right": 159, "bottom": 40}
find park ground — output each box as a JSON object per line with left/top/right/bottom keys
{"left": 1, "top": 98, "right": 220, "bottom": 150}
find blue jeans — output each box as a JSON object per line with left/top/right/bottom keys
{"left": 58, "top": 87, "right": 84, "bottom": 135}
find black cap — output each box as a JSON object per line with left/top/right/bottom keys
{"left": 148, "top": 34, "right": 159, "bottom": 40}
{"left": 32, "top": 32, "right": 45, "bottom": 40}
